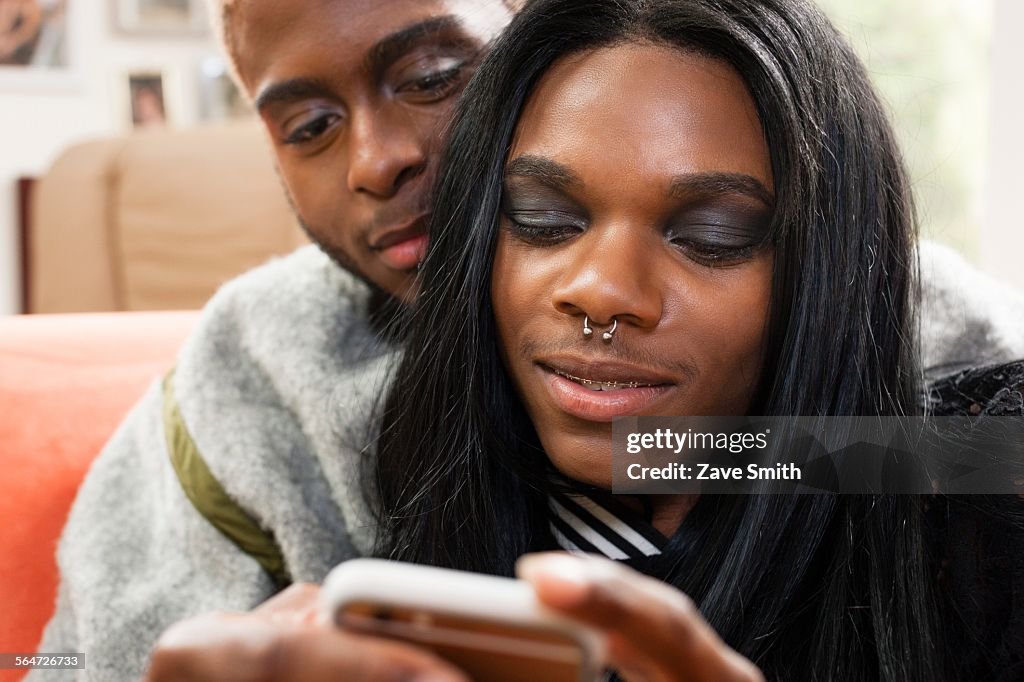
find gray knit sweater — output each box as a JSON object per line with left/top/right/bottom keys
{"left": 31, "top": 246, "right": 394, "bottom": 680}
{"left": 30, "top": 241, "right": 1024, "bottom": 680}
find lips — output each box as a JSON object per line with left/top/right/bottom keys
{"left": 369, "top": 214, "right": 430, "bottom": 271}
{"left": 538, "top": 358, "right": 676, "bottom": 422}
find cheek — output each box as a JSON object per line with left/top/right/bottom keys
{"left": 403, "top": 100, "right": 462, "bottom": 163}
{"left": 273, "top": 154, "right": 323, "bottom": 212}
{"left": 422, "top": 100, "right": 460, "bottom": 142}
{"left": 274, "top": 154, "right": 350, "bottom": 228}
{"left": 491, "top": 232, "right": 528, "bottom": 356}
{"left": 684, "top": 255, "right": 773, "bottom": 408}
{"left": 698, "top": 273, "right": 770, "bottom": 346}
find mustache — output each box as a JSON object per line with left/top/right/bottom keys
{"left": 364, "top": 167, "right": 436, "bottom": 235}
{"left": 366, "top": 201, "right": 432, "bottom": 235}
{"left": 518, "top": 335, "right": 698, "bottom": 380}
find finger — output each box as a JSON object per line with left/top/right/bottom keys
{"left": 257, "top": 583, "right": 321, "bottom": 612}
{"left": 148, "top": 611, "right": 471, "bottom": 682}
{"left": 256, "top": 582, "right": 321, "bottom": 626}
{"left": 517, "top": 553, "right": 762, "bottom": 682}
{"left": 276, "top": 627, "right": 471, "bottom": 682}
{"left": 147, "top": 611, "right": 283, "bottom": 682}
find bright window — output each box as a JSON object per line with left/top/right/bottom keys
{"left": 816, "top": 0, "right": 993, "bottom": 261}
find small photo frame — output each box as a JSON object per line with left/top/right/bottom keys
{"left": 0, "top": 0, "right": 79, "bottom": 91}
{"left": 122, "top": 70, "right": 178, "bottom": 129}
{"left": 113, "top": 0, "right": 207, "bottom": 35}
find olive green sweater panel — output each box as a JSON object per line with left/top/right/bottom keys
{"left": 162, "top": 371, "right": 290, "bottom": 589}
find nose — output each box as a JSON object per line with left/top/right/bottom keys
{"left": 551, "top": 225, "right": 664, "bottom": 333}
{"left": 346, "top": 107, "right": 428, "bottom": 199}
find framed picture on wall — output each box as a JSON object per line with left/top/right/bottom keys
{"left": 113, "top": 0, "right": 207, "bottom": 35}
{"left": 121, "top": 70, "right": 180, "bottom": 129}
{"left": 0, "top": 0, "right": 77, "bottom": 90}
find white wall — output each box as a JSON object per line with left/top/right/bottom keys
{"left": 981, "top": 0, "right": 1024, "bottom": 290}
{"left": 2, "top": 3, "right": 1022, "bottom": 314}
{"left": 0, "top": 2, "right": 220, "bottom": 315}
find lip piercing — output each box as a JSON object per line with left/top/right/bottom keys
{"left": 582, "top": 316, "right": 617, "bottom": 342}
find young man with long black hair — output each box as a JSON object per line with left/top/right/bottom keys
{"left": 366, "top": 1, "right": 1024, "bottom": 678}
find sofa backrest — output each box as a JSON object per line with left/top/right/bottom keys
{"left": 28, "top": 122, "right": 306, "bottom": 313}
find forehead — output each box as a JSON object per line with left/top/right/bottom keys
{"left": 233, "top": 0, "right": 509, "bottom": 89}
{"left": 511, "top": 42, "right": 772, "bottom": 188}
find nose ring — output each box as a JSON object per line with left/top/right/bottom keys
{"left": 602, "top": 318, "right": 618, "bottom": 342}
{"left": 582, "top": 316, "right": 617, "bottom": 342}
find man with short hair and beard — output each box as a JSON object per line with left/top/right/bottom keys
{"left": 32, "top": 2, "right": 517, "bottom": 680}
{"left": 32, "top": 0, "right": 1024, "bottom": 680}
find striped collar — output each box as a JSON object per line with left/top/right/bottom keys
{"left": 548, "top": 490, "right": 666, "bottom": 562}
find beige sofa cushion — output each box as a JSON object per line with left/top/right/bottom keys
{"left": 30, "top": 138, "right": 123, "bottom": 313}
{"left": 30, "top": 122, "right": 306, "bottom": 313}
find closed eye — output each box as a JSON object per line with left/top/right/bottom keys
{"left": 502, "top": 209, "right": 586, "bottom": 246}
{"left": 669, "top": 226, "right": 763, "bottom": 267}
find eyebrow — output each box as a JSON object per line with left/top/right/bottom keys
{"left": 669, "top": 172, "right": 774, "bottom": 207}
{"left": 506, "top": 155, "right": 775, "bottom": 207}
{"left": 254, "top": 77, "right": 335, "bottom": 113}
{"left": 254, "top": 16, "right": 478, "bottom": 113}
{"left": 504, "top": 156, "right": 581, "bottom": 192}
{"left": 365, "top": 16, "right": 480, "bottom": 79}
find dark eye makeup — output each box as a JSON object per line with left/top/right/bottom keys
{"left": 502, "top": 211, "right": 587, "bottom": 245}
{"left": 666, "top": 205, "right": 771, "bottom": 266}
{"left": 667, "top": 229, "right": 763, "bottom": 266}
{"left": 500, "top": 187, "right": 588, "bottom": 246}
{"left": 500, "top": 183, "right": 770, "bottom": 266}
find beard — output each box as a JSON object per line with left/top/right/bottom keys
{"left": 295, "top": 215, "right": 368, "bottom": 282}
{"left": 275, "top": 167, "right": 409, "bottom": 328}
{"left": 295, "top": 214, "right": 409, "bottom": 340}
{"left": 275, "top": 167, "right": 380, "bottom": 292}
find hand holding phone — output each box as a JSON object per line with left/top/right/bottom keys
{"left": 148, "top": 582, "right": 470, "bottom": 682}
{"left": 517, "top": 553, "right": 765, "bottom": 682}
{"left": 321, "top": 558, "right": 607, "bottom": 682}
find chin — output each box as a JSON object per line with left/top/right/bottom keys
{"left": 546, "top": 439, "right": 614, "bottom": 489}
{"left": 390, "top": 276, "right": 421, "bottom": 305}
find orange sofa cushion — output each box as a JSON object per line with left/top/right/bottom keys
{"left": 0, "top": 312, "right": 197, "bottom": 681}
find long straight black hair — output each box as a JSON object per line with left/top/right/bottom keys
{"left": 369, "top": 0, "right": 943, "bottom": 679}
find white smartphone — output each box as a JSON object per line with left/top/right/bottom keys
{"left": 321, "top": 558, "right": 607, "bottom": 682}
